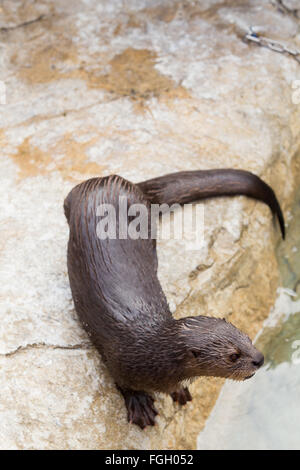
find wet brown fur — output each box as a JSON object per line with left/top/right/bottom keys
{"left": 64, "top": 169, "right": 283, "bottom": 428}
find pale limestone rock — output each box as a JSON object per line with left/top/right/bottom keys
{"left": 0, "top": 0, "right": 300, "bottom": 449}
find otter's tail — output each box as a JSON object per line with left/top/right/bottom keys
{"left": 137, "top": 169, "right": 285, "bottom": 239}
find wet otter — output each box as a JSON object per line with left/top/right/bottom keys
{"left": 64, "top": 169, "right": 284, "bottom": 429}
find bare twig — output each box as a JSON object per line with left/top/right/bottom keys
{"left": 244, "top": 28, "right": 300, "bottom": 64}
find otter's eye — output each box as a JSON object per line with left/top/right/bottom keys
{"left": 229, "top": 353, "right": 240, "bottom": 363}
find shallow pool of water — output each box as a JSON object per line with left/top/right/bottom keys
{"left": 197, "top": 188, "right": 300, "bottom": 450}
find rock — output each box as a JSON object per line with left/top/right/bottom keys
{"left": 0, "top": 0, "right": 300, "bottom": 450}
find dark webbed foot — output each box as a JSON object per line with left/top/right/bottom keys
{"left": 171, "top": 386, "right": 192, "bottom": 405}
{"left": 117, "top": 386, "right": 158, "bottom": 429}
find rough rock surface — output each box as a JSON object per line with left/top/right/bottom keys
{"left": 0, "top": 0, "right": 300, "bottom": 450}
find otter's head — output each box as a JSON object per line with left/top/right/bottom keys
{"left": 178, "top": 316, "right": 264, "bottom": 382}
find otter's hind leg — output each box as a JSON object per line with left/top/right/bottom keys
{"left": 171, "top": 386, "right": 192, "bottom": 405}
{"left": 117, "top": 386, "right": 158, "bottom": 429}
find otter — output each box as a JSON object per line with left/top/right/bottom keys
{"left": 64, "top": 169, "right": 284, "bottom": 429}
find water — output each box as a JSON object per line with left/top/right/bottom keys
{"left": 197, "top": 188, "right": 300, "bottom": 450}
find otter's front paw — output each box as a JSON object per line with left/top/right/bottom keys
{"left": 117, "top": 387, "right": 158, "bottom": 429}
{"left": 171, "top": 387, "right": 192, "bottom": 405}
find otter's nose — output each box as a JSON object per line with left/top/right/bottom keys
{"left": 252, "top": 353, "right": 264, "bottom": 368}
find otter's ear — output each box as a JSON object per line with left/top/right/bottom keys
{"left": 188, "top": 349, "right": 202, "bottom": 359}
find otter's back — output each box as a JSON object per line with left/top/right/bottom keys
{"left": 65, "top": 175, "right": 170, "bottom": 339}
